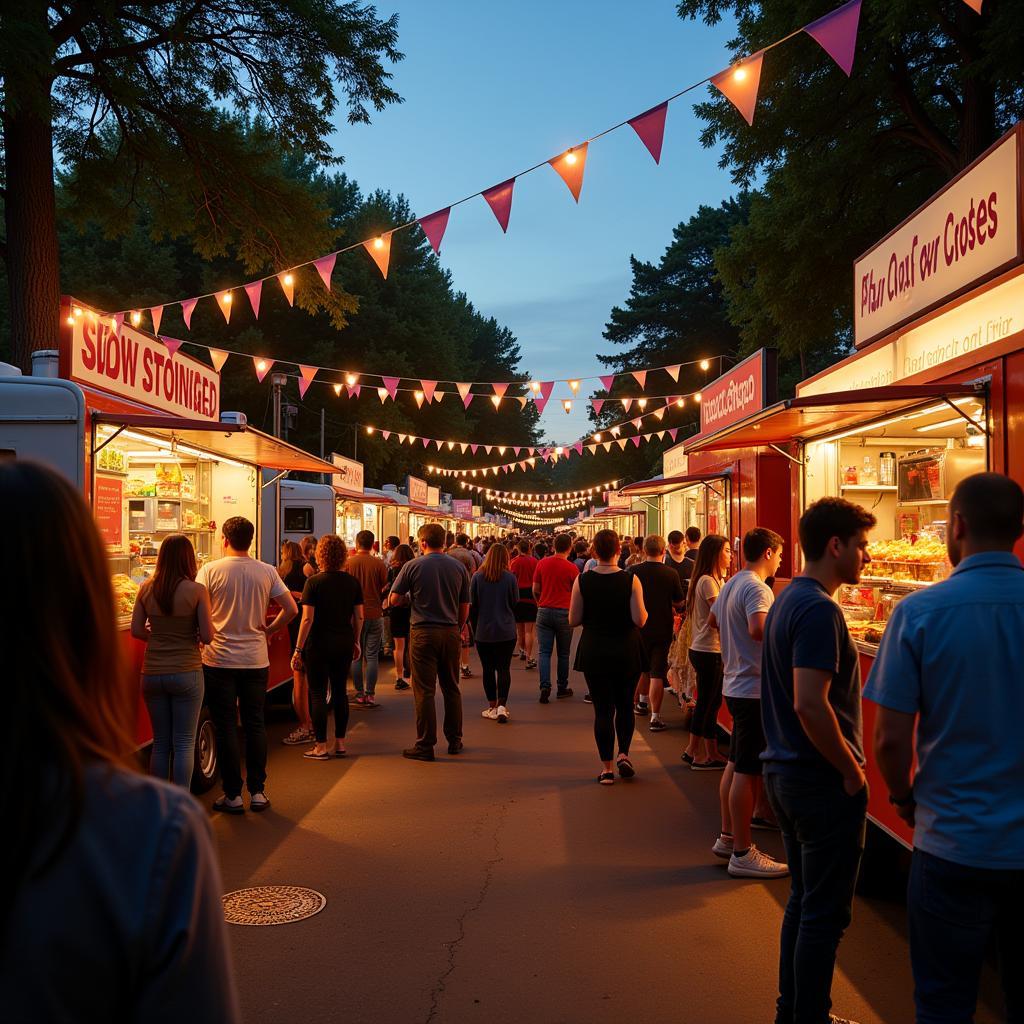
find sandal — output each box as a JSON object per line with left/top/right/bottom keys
{"left": 616, "top": 756, "right": 636, "bottom": 779}
{"left": 597, "top": 771, "right": 615, "bottom": 785}
{"left": 303, "top": 749, "right": 331, "bottom": 761}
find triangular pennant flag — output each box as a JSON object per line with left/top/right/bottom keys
{"left": 363, "top": 234, "right": 392, "bottom": 278}
{"left": 804, "top": 0, "right": 862, "bottom": 77}
{"left": 181, "top": 298, "right": 198, "bottom": 330}
{"left": 434, "top": 439, "right": 444, "bottom": 450}
{"left": 959, "top": 0, "right": 983, "bottom": 9}
{"left": 382, "top": 376, "right": 400, "bottom": 400}
{"left": 622, "top": 398, "right": 633, "bottom": 413}
{"left": 711, "top": 52, "right": 765, "bottom": 127}
{"left": 298, "top": 365, "right": 318, "bottom": 399}
{"left": 632, "top": 417, "right": 643, "bottom": 430}
{"left": 150, "top": 306, "right": 163, "bottom": 335}
{"left": 628, "top": 102, "right": 669, "bottom": 164}
{"left": 654, "top": 407, "right": 666, "bottom": 421}
{"left": 534, "top": 395, "right": 550, "bottom": 416}
{"left": 631, "top": 435, "right": 642, "bottom": 447}
{"left": 666, "top": 364, "right": 681, "bottom": 382}
{"left": 418, "top": 208, "right": 451, "bottom": 255}
{"left": 209, "top": 348, "right": 229, "bottom": 373}
{"left": 632, "top": 370, "right": 647, "bottom": 389}
{"left": 253, "top": 356, "right": 272, "bottom": 383}
{"left": 548, "top": 142, "right": 589, "bottom": 203}
{"left": 657, "top": 430, "right": 666, "bottom": 440}
{"left": 492, "top": 382, "right": 509, "bottom": 398}
{"left": 463, "top": 392, "right": 474, "bottom": 410}
{"left": 414, "top": 391, "right": 425, "bottom": 409}
{"left": 421, "top": 437, "right": 430, "bottom": 448}
{"left": 245, "top": 280, "right": 263, "bottom": 318}
{"left": 599, "top": 374, "right": 615, "bottom": 392}
{"left": 669, "top": 428, "right": 679, "bottom": 441}
{"left": 161, "top": 336, "right": 183, "bottom": 359}
{"left": 420, "top": 380, "right": 437, "bottom": 403}
{"left": 382, "top": 430, "right": 391, "bottom": 440}
{"left": 348, "top": 384, "right": 361, "bottom": 400}
{"left": 539, "top": 381, "right": 555, "bottom": 402}
{"left": 513, "top": 447, "right": 522, "bottom": 457}
{"left": 592, "top": 399, "right": 605, "bottom": 416}
{"left": 471, "top": 444, "right": 479, "bottom": 455}
{"left": 603, "top": 441, "right": 613, "bottom": 452}
{"left": 313, "top": 253, "right": 337, "bottom": 290}
{"left": 490, "top": 395, "right": 501, "bottom": 409}
{"left": 215, "top": 291, "right": 232, "bottom": 324}
{"left": 460, "top": 443, "right": 469, "bottom": 454}
{"left": 616, "top": 438, "right": 628, "bottom": 450}
{"left": 432, "top": 390, "right": 445, "bottom": 403}
{"left": 456, "top": 382, "right": 472, "bottom": 403}
{"left": 586, "top": 444, "right": 597, "bottom": 454}
{"left": 573, "top": 441, "right": 584, "bottom": 455}
{"left": 482, "top": 179, "right": 516, "bottom": 233}
{"left": 111, "top": 312, "right": 124, "bottom": 337}
{"left": 485, "top": 445, "right": 493, "bottom": 455}
{"left": 398, "top": 434, "right": 407, "bottom": 444}
{"left": 278, "top": 272, "right": 297, "bottom": 306}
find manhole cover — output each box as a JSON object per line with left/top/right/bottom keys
{"left": 222, "top": 886, "right": 326, "bottom": 926}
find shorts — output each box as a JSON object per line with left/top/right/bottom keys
{"left": 725, "top": 695, "right": 765, "bottom": 776}
{"left": 514, "top": 600, "right": 537, "bottom": 624}
{"left": 640, "top": 635, "right": 671, "bottom": 679}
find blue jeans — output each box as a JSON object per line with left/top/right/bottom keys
{"left": 142, "top": 669, "right": 204, "bottom": 788}
{"left": 764, "top": 771, "right": 867, "bottom": 1024}
{"left": 352, "top": 617, "right": 385, "bottom": 695}
{"left": 908, "top": 849, "right": 1024, "bottom": 1023}
{"left": 535, "top": 607, "right": 572, "bottom": 692}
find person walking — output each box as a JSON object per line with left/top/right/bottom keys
{"left": 447, "top": 535, "right": 478, "bottom": 679}
{"left": 291, "top": 535, "right": 364, "bottom": 761}
{"left": 666, "top": 527, "right": 700, "bottom": 592}
{"left": 510, "top": 539, "right": 539, "bottom": 667}
{"left": 471, "top": 543, "right": 518, "bottom": 723}
{"left": 708, "top": 527, "right": 788, "bottom": 879}
{"left": 278, "top": 540, "right": 314, "bottom": 745}
{"left": 761, "top": 497, "right": 875, "bottom": 1024}
{"left": 1, "top": 462, "right": 239, "bottom": 1022}
{"left": 628, "top": 535, "right": 684, "bottom": 730}
{"left": 682, "top": 534, "right": 731, "bottom": 770}
{"left": 569, "top": 529, "right": 647, "bottom": 784}
{"left": 344, "top": 530, "right": 388, "bottom": 707}
{"left": 865, "top": 473, "right": 1024, "bottom": 1024}
{"left": 197, "top": 516, "right": 297, "bottom": 814}
{"left": 385, "top": 543, "right": 415, "bottom": 690}
{"left": 532, "top": 533, "right": 580, "bottom": 703}
{"left": 389, "top": 523, "right": 470, "bottom": 761}
{"left": 131, "top": 534, "right": 214, "bottom": 788}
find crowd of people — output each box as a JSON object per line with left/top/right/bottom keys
{"left": 5, "top": 458, "right": 1023, "bottom": 1024}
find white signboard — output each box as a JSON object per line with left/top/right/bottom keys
{"left": 406, "top": 475, "right": 428, "bottom": 506}
{"left": 70, "top": 316, "right": 220, "bottom": 420}
{"left": 854, "top": 131, "right": 1020, "bottom": 348}
{"left": 331, "top": 453, "right": 364, "bottom": 494}
{"left": 427, "top": 485, "right": 441, "bottom": 508}
{"left": 605, "top": 490, "right": 631, "bottom": 510}
{"left": 663, "top": 442, "right": 688, "bottom": 479}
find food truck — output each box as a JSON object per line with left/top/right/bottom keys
{"left": 0, "top": 299, "right": 338, "bottom": 789}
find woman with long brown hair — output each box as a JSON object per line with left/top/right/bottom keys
{"left": 278, "top": 540, "right": 313, "bottom": 744}
{"left": 470, "top": 542, "right": 519, "bottom": 722}
{"left": 131, "top": 533, "right": 214, "bottom": 787}
{"left": 1, "top": 462, "right": 238, "bottom": 1019}
{"left": 384, "top": 542, "right": 415, "bottom": 690}
{"left": 683, "top": 534, "right": 732, "bottom": 769}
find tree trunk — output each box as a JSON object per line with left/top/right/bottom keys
{"left": 3, "top": 68, "right": 61, "bottom": 373}
{"left": 957, "top": 5, "right": 996, "bottom": 168}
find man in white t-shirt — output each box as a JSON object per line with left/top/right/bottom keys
{"left": 197, "top": 516, "right": 297, "bottom": 814}
{"left": 709, "top": 527, "right": 788, "bottom": 880}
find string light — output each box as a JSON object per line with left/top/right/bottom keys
{"left": 568, "top": 379, "right": 579, "bottom": 393}
{"left": 565, "top": 149, "right": 578, "bottom": 166}
{"left": 562, "top": 400, "right": 572, "bottom": 413}
{"left": 593, "top": 432, "right": 602, "bottom": 442}
{"left": 700, "top": 359, "right": 710, "bottom": 371}
{"left": 346, "top": 372, "right": 358, "bottom": 387}
{"left": 733, "top": 66, "right": 747, "bottom": 82}
{"left": 283, "top": 273, "right": 294, "bottom": 287}
{"left": 637, "top": 398, "right": 647, "bottom": 410}
{"left": 222, "top": 292, "right": 232, "bottom": 307}
{"left": 373, "top": 236, "right": 385, "bottom": 250}
{"left": 365, "top": 426, "right": 374, "bottom": 435}
{"left": 695, "top": 392, "right": 703, "bottom": 403}
{"left": 530, "top": 381, "right": 541, "bottom": 393}
{"left": 256, "top": 359, "right": 268, "bottom": 374}
{"left": 131, "top": 311, "right": 142, "bottom": 326}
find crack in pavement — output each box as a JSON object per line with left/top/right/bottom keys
{"left": 424, "top": 801, "right": 510, "bottom": 1024}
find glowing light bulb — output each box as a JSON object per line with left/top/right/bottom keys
{"left": 637, "top": 398, "right": 647, "bottom": 410}
{"left": 700, "top": 359, "right": 710, "bottom": 371}
{"left": 73, "top": 307, "right": 83, "bottom": 318}
{"left": 256, "top": 359, "right": 267, "bottom": 372}
{"left": 694, "top": 392, "right": 703, "bottom": 403}
{"left": 555, "top": 446, "right": 564, "bottom": 455}
{"left": 676, "top": 397, "right": 685, "bottom": 408}
{"left": 131, "top": 311, "right": 142, "bottom": 326}
{"left": 734, "top": 66, "right": 747, "bottom": 82}
{"left": 365, "top": 426, "right": 374, "bottom": 435}
{"left": 568, "top": 379, "right": 579, "bottom": 393}
{"left": 563, "top": 400, "right": 572, "bottom": 413}
{"left": 283, "top": 273, "right": 294, "bottom": 286}
{"left": 565, "top": 150, "right": 577, "bottom": 165}
{"left": 66, "top": 316, "right": 74, "bottom": 325}
{"left": 222, "top": 292, "right": 232, "bottom": 306}
{"left": 530, "top": 381, "right": 541, "bottom": 393}
{"left": 374, "top": 236, "right": 385, "bottom": 250}
{"left": 593, "top": 433, "right": 602, "bottom": 442}
{"left": 333, "top": 383, "right": 343, "bottom": 396}
{"left": 414, "top": 390, "right": 424, "bottom": 402}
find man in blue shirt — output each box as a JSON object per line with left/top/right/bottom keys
{"left": 865, "top": 472, "right": 1024, "bottom": 1024}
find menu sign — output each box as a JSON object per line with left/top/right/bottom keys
{"left": 427, "top": 485, "right": 441, "bottom": 507}
{"left": 331, "top": 453, "right": 364, "bottom": 494}
{"left": 663, "top": 442, "right": 688, "bottom": 479}
{"left": 69, "top": 313, "right": 220, "bottom": 420}
{"left": 605, "top": 489, "right": 631, "bottom": 510}
{"left": 94, "top": 475, "right": 123, "bottom": 546}
{"left": 698, "top": 349, "right": 777, "bottom": 437}
{"left": 452, "top": 499, "right": 473, "bottom": 517}
{"left": 407, "top": 475, "right": 428, "bottom": 505}
{"left": 854, "top": 129, "right": 1021, "bottom": 348}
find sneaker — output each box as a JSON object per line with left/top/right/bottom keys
{"left": 363, "top": 696, "right": 380, "bottom": 708}
{"left": 350, "top": 693, "right": 366, "bottom": 705}
{"left": 583, "top": 693, "right": 593, "bottom": 704}
{"left": 402, "top": 746, "right": 435, "bottom": 762}
{"left": 556, "top": 688, "right": 573, "bottom": 699}
{"left": 539, "top": 688, "right": 550, "bottom": 704}
{"left": 213, "top": 794, "right": 244, "bottom": 815}
{"left": 496, "top": 705, "right": 510, "bottom": 723}
{"left": 525, "top": 659, "right": 537, "bottom": 670}
{"left": 751, "top": 816, "right": 781, "bottom": 831}
{"left": 728, "top": 845, "right": 789, "bottom": 879}
{"left": 633, "top": 701, "right": 649, "bottom": 716}
{"left": 249, "top": 792, "right": 271, "bottom": 813}
{"left": 282, "top": 727, "right": 313, "bottom": 746}
{"left": 518, "top": 649, "right": 526, "bottom": 661}
{"left": 481, "top": 706, "right": 499, "bottom": 720}
{"left": 649, "top": 718, "right": 667, "bottom": 732}
{"left": 395, "top": 679, "right": 411, "bottom": 691}
{"left": 711, "top": 835, "right": 734, "bottom": 860}
{"left": 690, "top": 758, "right": 728, "bottom": 771}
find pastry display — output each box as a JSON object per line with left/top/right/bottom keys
{"left": 111, "top": 574, "right": 139, "bottom": 620}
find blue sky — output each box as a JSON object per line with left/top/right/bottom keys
{"left": 329, "top": 1, "right": 738, "bottom": 444}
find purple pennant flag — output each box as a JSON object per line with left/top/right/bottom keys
{"left": 804, "top": 0, "right": 862, "bottom": 77}
{"left": 628, "top": 102, "right": 669, "bottom": 164}
{"left": 418, "top": 208, "right": 451, "bottom": 255}
{"left": 599, "top": 374, "right": 615, "bottom": 392}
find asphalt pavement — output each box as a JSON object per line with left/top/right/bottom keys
{"left": 201, "top": 646, "right": 1003, "bottom": 1024}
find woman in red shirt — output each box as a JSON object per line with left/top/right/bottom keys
{"left": 509, "top": 539, "right": 539, "bottom": 668}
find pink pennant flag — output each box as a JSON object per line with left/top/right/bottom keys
{"left": 548, "top": 143, "right": 589, "bottom": 203}
{"left": 599, "top": 374, "right": 615, "bottom": 392}
{"left": 150, "top": 306, "right": 164, "bottom": 335}
{"left": 666, "top": 364, "right": 681, "bottom": 382}
{"left": 592, "top": 398, "right": 605, "bottom": 416}
{"left": 245, "top": 281, "right": 263, "bottom": 318}
{"left": 804, "top": 0, "right": 862, "bottom": 76}
{"left": 628, "top": 102, "right": 669, "bottom": 164}
{"left": 209, "top": 348, "right": 229, "bottom": 373}
{"left": 313, "top": 253, "right": 337, "bottom": 290}
{"left": 278, "top": 272, "right": 295, "bottom": 306}
{"left": 253, "top": 356, "right": 272, "bottom": 383}
{"left": 420, "top": 380, "right": 437, "bottom": 403}
{"left": 492, "top": 382, "right": 509, "bottom": 398}
{"left": 382, "top": 430, "right": 391, "bottom": 440}
{"left": 632, "top": 370, "right": 647, "bottom": 389}
{"left": 363, "top": 234, "right": 392, "bottom": 279}
{"left": 711, "top": 52, "right": 765, "bottom": 126}
{"left": 471, "top": 444, "right": 479, "bottom": 455}
{"left": 669, "top": 428, "right": 679, "bottom": 441}
{"left": 421, "top": 437, "right": 430, "bottom": 448}
{"left": 631, "top": 435, "right": 642, "bottom": 447}
{"left": 161, "top": 336, "right": 184, "bottom": 359}
{"left": 632, "top": 417, "right": 643, "bottom": 430}
{"left": 573, "top": 441, "right": 584, "bottom": 456}
{"left": 181, "top": 298, "right": 198, "bottom": 330}
{"left": 622, "top": 398, "right": 633, "bottom": 413}
{"left": 513, "top": 447, "right": 522, "bottom": 457}
{"left": 382, "top": 376, "right": 400, "bottom": 400}
{"left": 298, "top": 365, "right": 318, "bottom": 399}
{"left": 463, "top": 392, "right": 474, "bottom": 410}
{"left": 482, "top": 179, "right": 516, "bottom": 233}
{"left": 348, "top": 384, "right": 361, "bottom": 400}
{"left": 419, "top": 208, "right": 451, "bottom": 255}
{"left": 534, "top": 394, "right": 550, "bottom": 415}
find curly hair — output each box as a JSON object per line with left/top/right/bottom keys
{"left": 316, "top": 534, "right": 348, "bottom": 572}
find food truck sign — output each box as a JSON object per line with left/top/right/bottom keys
{"left": 452, "top": 499, "right": 473, "bottom": 518}
{"left": 331, "top": 454, "right": 364, "bottom": 494}
{"left": 605, "top": 490, "right": 631, "bottom": 510}
{"left": 698, "top": 349, "right": 777, "bottom": 438}
{"left": 854, "top": 129, "right": 1022, "bottom": 349}
{"left": 406, "top": 475, "right": 428, "bottom": 506}
{"left": 427, "top": 485, "right": 441, "bottom": 507}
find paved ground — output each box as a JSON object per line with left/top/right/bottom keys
{"left": 201, "top": 646, "right": 1003, "bottom": 1024}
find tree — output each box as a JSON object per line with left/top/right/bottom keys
{"left": 0, "top": 1, "right": 403, "bottom": 370}
{"left": 676, "top": 0, "right": 1024, "bottom": 372}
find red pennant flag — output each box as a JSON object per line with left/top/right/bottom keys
{"left": 419, "top": 208, "right": 451, "bottom": 255}
{"left": 363, "top": 234, "right": 391, "bottom": 279}
{"left": 804, "top": 0, "right": 862, "bottom": 77}
{"left": 298, "top": 365, "right": 318, "bottom": 399}
{"left": 592, "top": 399, "right": 605, "bottom": 416}
{"left": 382, "top": 376, "right": 400, "bottom": 400}
{"left": 628, "top": 102, "right": 669, "bottom": 164}
{"left": 548, "top": 143, "right": 589, "bottom": 203}
{"left": 666, "top": 364, "right": 681, "bottom": 382}
{"left": 313, "top": 253, "right": 337, "bottom": 290}
{"left": 599, "top": 374, "right": 615, "bottom": 392}
{"left": 632, "top": 370, "right": 647, "bottom": 389}
{"left": 463, "top": 392, "right": 474, "bottom": 410}
{"left": 161, "top": 336, "right": 183, "bottom": 358}
{"left": 181, "top": 298, "right": 198, "bottom": 330}
{"left": 278, "top": 272, "right": 296, "bottom": 306}
{"left": 483, "top": 179, "right": 516, "bottom": 233}
{"left": 150, "top": 306, "right": 164, "bottom": 335}
{"left": 209, "top": 348, "right": 229, "bottom": 373}
{"left": 245, "top": 281, "right": 263, "bottom": 318}
{"left": 253, "top": 356, "right": 272, "bottom": 383}
{"left": 216, "top": 291, "right": 232, "bottom": 323}
{"left": 711, "top": 52, "right": 765, "bottom": 126}
{"left": 420, "top": 380, "right": 437, "bottom": 403}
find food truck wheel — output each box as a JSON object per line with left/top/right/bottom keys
{"left": 191, "top": 708, "right": 219, "bottom": 793}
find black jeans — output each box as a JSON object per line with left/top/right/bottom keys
{"left": 203, "top": 665, "right": 270, "bottom": 798}
{"left": 764, "top": 770, "right": 867, "bottom": 1024}
{"left": 477, "top": 638, "right": 515, "bottom": 705}
{"left": 908, "top": 849, "right": 1024, "bottom": 1023}
{"left": 585, "top": 671, "right": 635, "bottom": 762}
{"left": 305, "top": 643, "right": 353, "bottom": 743}
{"left": 688, "top": 649, "right": 724, "bottom": 739}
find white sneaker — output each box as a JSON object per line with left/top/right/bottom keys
{"left": 481, "top": 707, "right": 499, "bottom": 720}
{"left": 728, "top": 845, "right": 789, "bottom": 878}
{"left": 711, "top": 834, "right": 734, "bottom": 860}
{"left": 496, "top": 705, "right": 510, "bottom": 723}
{"left": 249, "top": 792, "right": 271, "bottom": 813}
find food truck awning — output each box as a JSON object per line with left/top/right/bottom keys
{"left": 362, "top": 492, "right": 400, "bottom": 506}
{"left": 332, "top": 484, "right": 367, "bottom": 502}
{"left": 92, "top": 413, "right": 338, "bottom": 475}
{"left": 620, "top": 471, "right": 731, "bottom": 496}
{"left": 683, "top": 383, "right": 986, "bottom": 453}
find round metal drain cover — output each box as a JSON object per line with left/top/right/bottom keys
{"left": 222, "top": 886, "right": 326, "bottom": 926}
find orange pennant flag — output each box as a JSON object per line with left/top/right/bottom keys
{"left": 298, "top": 365, "right": 318, "bottom": 399}
{"left": 666, "top": 364, "right": 681, "bottom": 382}
{"left": 209, "top": 349, "right": 229, "bottom": 374}
{"left": 363, "top": 234, "right": 391, "bottom": 279}
{"left": 711, "top": 52, "right": 765, "bottom": 126}
{"left": 278, "top": 272, "right": 295, "bottom": 306}
{"left": 548, "top": 142, "right": 589, "bottom": 203}
{"left": 216, "top": 290, "right": 233, "bottom": 323}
